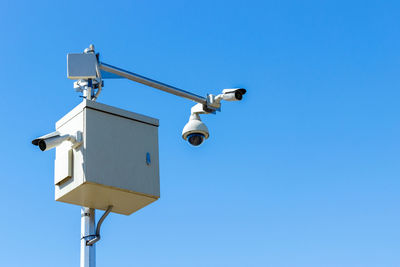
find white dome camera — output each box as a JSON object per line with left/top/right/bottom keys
{"left": 181, "top": 87, "right": 247, "bottom": 146}
{"left": 182, "top": 114, "right": 209, "bottom": 146}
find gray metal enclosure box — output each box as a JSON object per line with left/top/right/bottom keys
{"left": 54, "top": 100, "right": 160, "bottom": 215}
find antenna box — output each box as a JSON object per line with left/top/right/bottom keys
{"left": 54, "top": 100, "right": 160, "bottom": 215}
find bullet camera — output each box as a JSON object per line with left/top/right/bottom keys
{"left": 32, "top": 131, "right": 82, "bottom": 151}
{"left": 182, "top": 114, "right": 209, "bottom": 146}
{"left": 221, "top": 88, "right": 247, "bottom": 101}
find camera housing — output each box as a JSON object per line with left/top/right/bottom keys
{"left": 221, "top": 88, "right": 247, "bottom": 101}
{"left": 32, "top": 131, "right": 82, "bottom": 151}
{"left": 182, "top": 114, "right": 209, "bottom": 146}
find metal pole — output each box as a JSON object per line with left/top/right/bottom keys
{"left": 99, "top": 62, "right": 208, "bottom": 105}
{"left": 81, "top": 207, "right": 96, "bottom": 267}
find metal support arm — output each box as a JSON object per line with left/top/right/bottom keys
{"left": 86, "top": 206, "right": 113, "bottom": 246}
{"left": 68, "top": 45, "right": 243, "bottom": 110}
{"left": 99, "top": 62, "right": 207, "bottom": 105}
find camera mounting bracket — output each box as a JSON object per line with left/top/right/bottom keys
{"left": 67, "top": 44, "right": 228, "bottom": 112}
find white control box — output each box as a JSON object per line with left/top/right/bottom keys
{"left": 54, "top": 100, "right": 160, "bottom": 215}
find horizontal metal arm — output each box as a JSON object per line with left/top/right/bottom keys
{"left": 99, "top": 63, "right": 207, "bottom": 105}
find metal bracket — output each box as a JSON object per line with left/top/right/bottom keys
{"left": 71, "top": 131, "right": 83, "bottom": 150}
{"left": 86, "top": 206, "right": 113, "bottom": 246}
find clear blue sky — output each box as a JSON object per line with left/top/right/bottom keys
{"left": 0, "top": 1, "right": 399, "bottom": 266}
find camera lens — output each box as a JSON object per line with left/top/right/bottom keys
{"left": 187, "top": 133, "right": 205, "bottom": 146}
{"left": 234, "top": 91, "right": 243, "bottom": 100}
{"left": 38, "top": 140, "right": 47, "bottom": 151}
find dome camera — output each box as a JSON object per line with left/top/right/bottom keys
{"left": 182, "top": 114, "right": 209, "bottom": 146}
